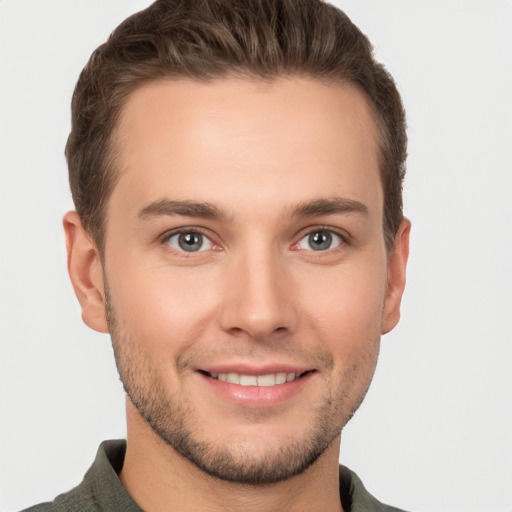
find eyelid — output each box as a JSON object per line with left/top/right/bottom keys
{"left": 292, "top": 226, "right": 349, "bottom": 251}
{"left": 160, "top": 227, "right": 218, "bottom": 252}
{"left": 158, "top": 224, "right": 349, "bottom": 253}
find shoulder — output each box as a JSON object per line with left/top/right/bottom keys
{"left": 18, "top": 440, "right": 137, "bottom": 512}
{"left": 18, "top": 486, "right": 101, "bottom": 512}
{"left": 19, "top": 505, "right": 62, "bottom": 512}
{"left": 339, "top": 465, "right": 412, "bottom": 512}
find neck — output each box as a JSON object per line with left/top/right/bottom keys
{"left": 119, "top": 400, "right": 344, "bottom": 512}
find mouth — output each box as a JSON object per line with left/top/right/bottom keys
{"left": 199, "top": 370, "right": 310, "bottom": 387}
{"left": 197, "top": 367, "right": 316, "bottom": 407}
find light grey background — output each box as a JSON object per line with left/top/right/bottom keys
{"left": 1, "top": 1, "right": 511, "bottom": 511}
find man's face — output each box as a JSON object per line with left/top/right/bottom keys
{"left": 97, "top": 77, "right": 405, "bottom": 483}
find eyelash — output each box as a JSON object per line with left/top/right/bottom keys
{"left": 159, "top": 226, "right": 349, "bottom": 255}
{"left": 293, "top": 226, "right": 349, "bottom": 253}
{"left": 161, "top": 228, "right": 218, "bottom": 255}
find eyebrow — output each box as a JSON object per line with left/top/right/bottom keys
{"left": 137, "top": 197, "right": 368, "bottom": 222}
{"left": 291, "top": 197, "right": 369, "bottom": 218}
{"left": 138, "top": 200, "right": 227, "bottom": 220}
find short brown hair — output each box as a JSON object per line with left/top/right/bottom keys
{"left": 66, "top": 0, "right": 406, "bottom": 253}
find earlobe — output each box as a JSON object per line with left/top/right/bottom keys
{"left": 381, "top": 218, "right": 411, "bottom": 335}
{"left": 63, "top": 211, "right": 109, "bottom": 333}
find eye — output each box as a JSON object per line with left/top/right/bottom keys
{"left": 297, "top": 229, "right": 344, "bottom": 252}
{"left": 165, "top": 231, "right": 214, "bottom": 253}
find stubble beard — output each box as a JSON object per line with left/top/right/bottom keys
{"left": 105, "top": 289, "right": 377, "bottom": 485}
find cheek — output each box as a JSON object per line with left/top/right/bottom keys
{"left": 298, "top": 258, "right": 387, "bottom": 353}
{"left": 107, "top": 263, "right": 221, "bottom": 353}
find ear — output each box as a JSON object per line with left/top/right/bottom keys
{"left": 381, "top": 218, "right": 411, "bottom": 335}
{"left": 63, "top": 211, "right": 109, "bottom": 333}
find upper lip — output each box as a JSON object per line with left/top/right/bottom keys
{"left": 197, "top": 363, "right": 313, "bottom": 376}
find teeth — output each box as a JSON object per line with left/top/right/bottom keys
{"left": 276, "top": 372, "right": 287, "bottom": 384}
{"left": 257, "top": 374, "right": 276, "bottom": 387}
{"left": 226, "top": 372, "right": 239, "bottom": 384}
{"left": 209, "top": 371, "right": 300, "bottom": 387}
{"left": 240, "top": 375, "right": 258, "bottom": 386}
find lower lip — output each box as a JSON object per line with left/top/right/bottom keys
{"left": 199, "top": 372, "right": 314, "bottom": 408}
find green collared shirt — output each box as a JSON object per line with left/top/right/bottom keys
{"left": 22, "top": 440, "right": 409, "bottom": 512}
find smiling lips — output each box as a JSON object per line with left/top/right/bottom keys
{"left": 206, "top": 371, "right": 304, "bottom": 387}
{"left": 199, "top": 368, "right": 313, "bottom": 407}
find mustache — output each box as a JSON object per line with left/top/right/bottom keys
{"left": 175, "top": 342, "right": 335, "bottom": 373}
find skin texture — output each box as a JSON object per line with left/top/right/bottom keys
{"left": 64, "top": 77, "right": 410, "bottom": 512}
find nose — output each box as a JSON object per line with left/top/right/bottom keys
{"left": 218, "top": 245, "right": 299, "bottom": 341}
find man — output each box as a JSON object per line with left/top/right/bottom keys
{"left": 24, "top": 0, "right": 410, "bottom": 510}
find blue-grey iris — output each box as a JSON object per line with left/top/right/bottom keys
{"left": 309, "top": 231, "right": 332, "bottom": 251}
{"left": 178, "top": 233, "right": 203, "bottom": 252}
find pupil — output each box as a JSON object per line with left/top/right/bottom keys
{"left": 309, "top": 231, "right": 332, "bottom": 251}
{"left": 179, "top": 233, "right": 202, "bottom": 252}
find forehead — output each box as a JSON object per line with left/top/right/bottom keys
{"left": 110, "top": 77, "right": 382, "bottom": 221}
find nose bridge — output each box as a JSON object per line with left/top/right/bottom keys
{"left": 219, "top": 236, "right": 297, "bottom": 339}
